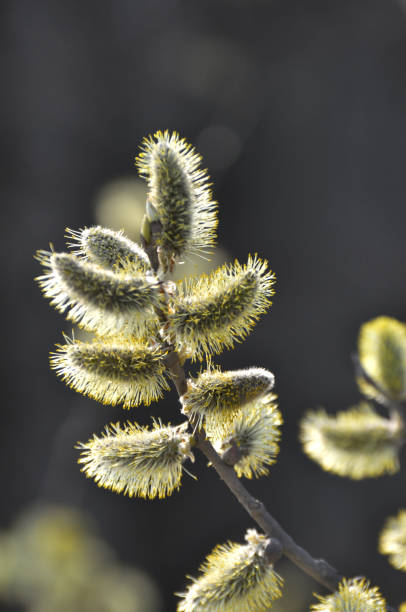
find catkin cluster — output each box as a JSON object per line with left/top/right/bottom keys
{"left": 36, "top": 131, "right": 285, "bottom": 610}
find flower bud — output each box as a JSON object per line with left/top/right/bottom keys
{"left": 141, "top": 214, "right": 152, "bottom": 245}
{"left": 146, "top": 200, "right": 160, "bottom": 223}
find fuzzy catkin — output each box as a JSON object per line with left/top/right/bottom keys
{"left": 300, "top": 403, "right": 402, "bottom": 479}
{"left": 66, "top": 226, "right": 151, "bottom": 273}
{"left": 78, "top": 420, "right": 193, "bottom": 499}
{"left": 358, "top": 316, "right": 406, "bottom": 402}
{"left": 177, "top": 529, "right": 283, "bottom": 612}
{"left": 36, "top": 251, "right": 159, "bottom": 337}
{"left": 170, "top": 256, "right": 275, "bottom": 359}
{"left": 51, "top": 338, "right": 169, "bottom": 408}
{"left": 209, "top": 394, "right": 282, "bottom": 479}
{"left": 181, "top": 367, "right": 274, "bottom": 432}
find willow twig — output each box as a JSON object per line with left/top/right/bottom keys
{"left": 165, "top": 348, "right": 342, "bottom": 589}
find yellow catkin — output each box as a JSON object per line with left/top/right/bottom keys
{"left": 51, "top": 337, "right": 169, "bottom": 408}
{"left": 78, "top": 420, "right": 193, "bottom": 499}
{"left": 300, "top": 403, "right": 403, "bottom": 479}
{"left": 66, "top": 226, "right": 151, "bottom": 273}
{"left": 177, "top": 529, "right": 283, "bottom": 612}
{"left": 170, "top": 255, "right": 275, "bottom": 360}
{"left": 310, "top": 577, "right": 386, "bottom": 611}
{"left": 181, "top": 367, "right": 275, "bottom": 433}
{"left": 136, "top": 130, "right": 218, "bottom": 263}
{"left": 208, "top": 394, "right": 282, "bottom": 479}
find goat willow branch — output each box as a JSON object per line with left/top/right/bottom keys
{"left": 37, "top": 131, "right": 399, "bottom": 611}
{"left": 164, "top": 348, "right": 342, "bottom": 591}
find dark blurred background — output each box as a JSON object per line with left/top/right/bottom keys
{"left": 2, "top": 0, "right": 406, "bottom": 609}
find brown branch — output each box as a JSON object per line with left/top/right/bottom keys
{"left": 195, "top": 433, "right": 342, "bottom": 590}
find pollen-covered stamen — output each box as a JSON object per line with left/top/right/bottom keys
{"left": 78, "top": 420, "right": 193, "bottom": 499}
{"left": 66, "top": 226, "right": 152, "bottom": 273}
{"left": 300, "top": 403, "right": 404, "bottom": 479}
{"left": 170, "top": 256, "right": 275, "bottom": 360}
{"left": 208, "top": 394, "right": 282, "bottom": 479}
{"left": 36, "top": 251, "right": 159, "bottom": 336}
{"left": 136, "top": 131, "right": 218, "bottom": 262}
{"left": 311, "top": 577, "right": 387, "bottom": 612}
{"left": 181, "top": 367, "right": 275, "bottom": 432}
{"left": 177, "top": 528, "right": 283, "bottom": 612}
{"left": 51, "top": 339, "right": 170, "bottom": 408}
